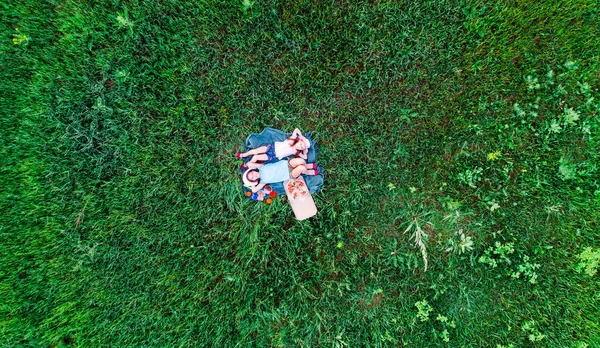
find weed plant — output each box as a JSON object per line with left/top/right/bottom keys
{"left": 1, "top": 0, "right": 598, "bottom": 346}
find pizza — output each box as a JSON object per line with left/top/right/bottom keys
{"left": 286, "top": 179, "right": 309, "bottom": 200}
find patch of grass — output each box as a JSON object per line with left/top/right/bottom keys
{"left": 1, "top": 0, "right": 599, "bottom": 346}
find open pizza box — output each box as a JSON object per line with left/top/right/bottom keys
{"left": 283, "top": 177, "right": 317, "bottom": 221}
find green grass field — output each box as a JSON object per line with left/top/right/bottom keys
{"left": 1, "top": 0, "right": 599, "bottom": 346}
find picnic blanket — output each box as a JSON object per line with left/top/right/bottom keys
{"left": 242, "top": 128, "right": 324, "bottom": 195}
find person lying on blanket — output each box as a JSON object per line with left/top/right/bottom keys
{"left": 236, "top": 128, "right": 310, "bottom": 169}
{"left": 242, "top": 158, "right": 319, "bottom": 193}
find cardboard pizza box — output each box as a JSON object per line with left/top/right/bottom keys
{"left": 283, "top": 177, "right": 317, "bottom": 221}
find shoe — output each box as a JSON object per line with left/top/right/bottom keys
{"left": 236, "top": 152, "right": 243, "bottom": 159}
{"left": 313, "top": 169, "right": 319, "bottom": 175}
{"left": 309, "top": 163, "right": 317, "bottom": 169}
{"left": 241, "top": 163, "right": 248, "bottom": 170}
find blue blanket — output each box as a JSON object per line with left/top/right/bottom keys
{"left": 242, "top": 128, "right": 324, "bottom": 195}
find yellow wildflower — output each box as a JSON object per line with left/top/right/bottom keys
{"left": 13, "top": 28, "right": 28, "bottom": 45}
{"left": 487, "top": 151, "right": 501, "bottom": 161}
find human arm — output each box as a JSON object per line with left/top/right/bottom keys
{"left": 290, "top": 128, "right": 302, "bottom": 139}
{"left": 251, "top": 183, "right": 266, "bottom": 193}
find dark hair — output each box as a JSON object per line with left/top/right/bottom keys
{"left": 247, "top": 169, "right": 260, "bottom": 184}
{"left": 286, "top": 137, "right": 304, "bottom": 157}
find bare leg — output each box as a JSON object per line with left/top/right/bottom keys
{"left": 291, "top": 165, "right": 306, "bottom": 178}
{"left": 290, "top": 158, "right": 317, "bottom": 169}
{"left": 288, "top": 158, "right": 306, "bottom": 168}
{"left": 248, "top": 154, "right": 269, "bottom": 163}
{"left": 247, "top": 162, "right": 263, "bottom": 169}
{"left": 240, "top": 146, "right": 269, "bottom": 158}
{"left": 291, "top": 165, "right": 318, "bottom": 178}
